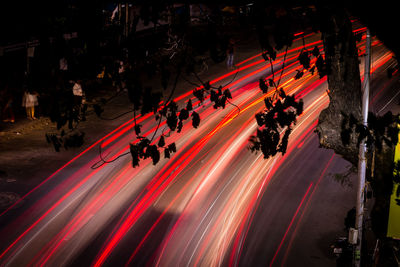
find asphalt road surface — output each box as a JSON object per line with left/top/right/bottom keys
{"left": 0, "top": 27, "right": 398, "bottom": 267}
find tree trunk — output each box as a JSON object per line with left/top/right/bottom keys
{"left": 316, "top": 7, "right": 362, "bottom": 166}
{"left": 316, "top": 4, "right": 396, "bottom": 245}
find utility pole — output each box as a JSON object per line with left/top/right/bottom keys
{"left": 354, "top": 28, "right": 371, "bottom": 267}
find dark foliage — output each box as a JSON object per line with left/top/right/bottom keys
{"left": 249, "top": 88, "right": 303, "bottom": 158}
{"left": 186, "top": 99, "right": 193, "bottom": 111}
{"left": 135, "top": 124, "right": 142, "bottom": 136}
{"left": 130, "top": 143, "right": 140, "bottom": 167}
{"left": 193, "top": 88, "right": 205, "bottom": 103}
{"left": 192, "top": 111, "right": 200, "bottom": 128}
{"left": 141, "top": 88, "right": 163, "bottom": 116}
{"left": 340, "top": 111, "right": 400, "bottom": 152}
{"left": 298, "top": 51, "right": 311, "bottom": 69}
{"left": 158, "top": 135, "right": 165, "bottom": 147}
{"left": 294, "top": 70, "right": 304, "bottom": 80}
{"left": 259, "top": 78, "right": 269, "bottom": 94}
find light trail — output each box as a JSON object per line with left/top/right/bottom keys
{"left": 280, "top": 154, "right": 335, "bottom": 266}
{"left": 0, "top": 26, "right": 396, "bottom": 267}
{"left": 269, "top": 182, "right": 314, "bottom": 267}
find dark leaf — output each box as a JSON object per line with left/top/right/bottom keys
{"left": 270, "top": 50, "right": 277, "bottom": 61}
{"left": 192, "top": 111, "right": 200, "bottom": 128}
{"left": 312, "top": 46, "right": 320, "bottom": 57}
{"left": 147, "top": 145, "right": 160, "bottom": 165}
{"left": 177, "top": 120, "right": 183, "bottom": 133}
{"left": 186, "top": 99, "right": 193, "bottom": 111}
{"left": 159, "top": 105, "right": 168, "bottom": 117}
{"left": 264, "top": 97, "right": 273, "bottom": 110}
{"left": 210, "top": 89, "right": 218, "bottom": 103}
{"left": 138, "top": 138, "right": 150, "bottom": 158}
{"left": 278, "top": 127, "right": 292, "bottom": 155}
{"left": 255, "top": 112, "right": 264, "bottom": 126}
{"left": 168, "top": 142, "right": 176, "bottom": 153}
{"left": 203, "top": 81, "right": 211, "bottom": 91}
{"left": 167, "top": 112, "right": 178, "bottom": 131}
{"left": 223, "top": 89, "right": 232, "bottom": 99}
{"left": 179, "top": 108, "right": 189, "bottom": 121}
{"left": 220, "top": 95, "right": 227, "bottom": 109}
{"left": 217, "top": 86, "right": 223, "bottom": 96}
{"left": 130, "top": 143, "right": 140, "bottom": 167}
{"left": 294, "top": 70, "right": 304, "bottom": 80}
{"left": 262, "top": 52, "right": 269, "bottom": 61}
{"left": 296, "top": 99, "right": 304, "bottom": 115}
{"left": 135, "top": 124, "right": 142, "bottom": 136}
{"left": 193, "top": 88, "right": 205, "bottom": 103}
{"left": 278, "top": 88, "right": 286, "bottom": 99}
{"left": 158, "top": 135, "right": 165, "bottom": 147}
{"left": 283, "top": 94, "right": 296, "bottom": 108}
{"left": 168, "top": 101, "right": 178, "bottom": 113}
{"left": 164, "top": 148, "right": 171, "bottom": 158}
{"left": 259, "top": 79, "right": 269, "bottom": 94}
{"left": 268, "top": 79, "right": 275, "bottom": 88}
{"left": 298, "top": 51, "right": 310, "bottom": 69}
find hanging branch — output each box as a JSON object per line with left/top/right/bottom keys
{"left": 251, "top": 41, "right": 304, "bottom": 158}
{"left": 276, "top": 45, "right": 289, "bottom": 88}
{"left": 91, "top": 143, "right": 130, "bottom": 169}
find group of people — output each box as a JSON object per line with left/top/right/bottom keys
{"left": 1, "top": 36, "right": 237, "bottom": 125}
{"left": 1, "top": 80, "right": 84, "bottom": 124}
{"left": 1, "top": 86, "right": 39, "bottom": 123}
{"left": 1, "top": 53, "right": 88, "bottom": 124}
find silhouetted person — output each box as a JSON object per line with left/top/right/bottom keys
{"left": 226, "top": 38, "right": 235, "bottom": 69}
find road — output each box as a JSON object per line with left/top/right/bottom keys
{"left": 0, "top": 28, "right": 398, "bottom": 267}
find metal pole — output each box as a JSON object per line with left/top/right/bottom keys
{"left": 355, "top": 28, "right": 371, "bottom": 267}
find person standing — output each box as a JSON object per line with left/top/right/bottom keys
{"left": 72, "top": 80, "right": 84, "bottom": 118}
{"left": 116, "top": 60, "right": 126, "bottom": 92}
{"left": 226, "top": 38, "right": 235, "bottom": 69}
{"left": 22, "top": 90, "right": 39, "bottom": 120}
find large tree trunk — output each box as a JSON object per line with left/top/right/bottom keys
{"left": 316, "top": 7, "right": 362, "bottom": 166}
{"left": 316, "top": 4, "right": 396, "bottom": 247}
